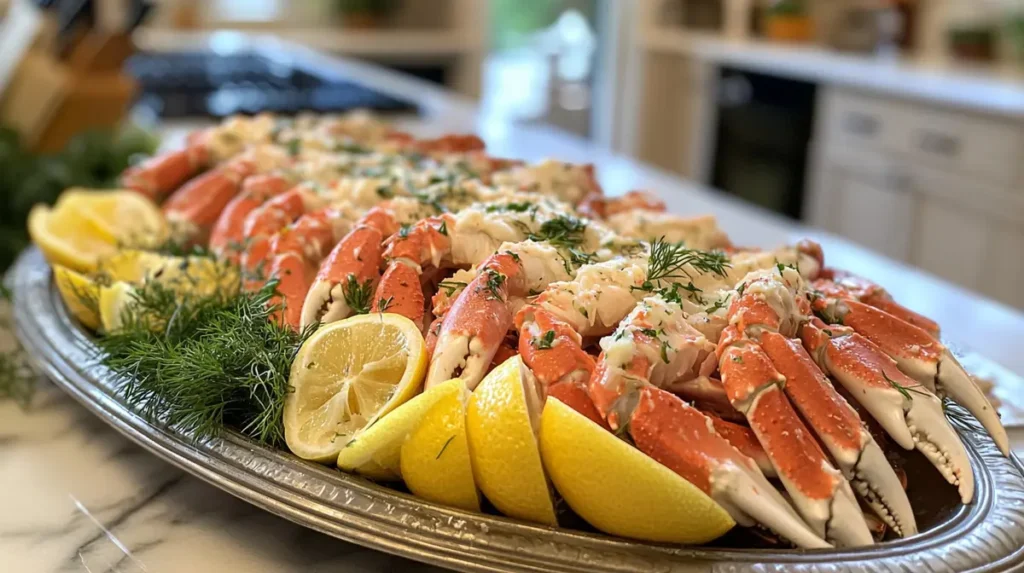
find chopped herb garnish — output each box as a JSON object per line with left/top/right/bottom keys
{"left": 342, "top": 275, "right": 374, "bottom": 315}
{"left": 534, "top": 330, "right": 556, "bottom": 350}
{"left": 436, "top": 435, "right": 456, "bottom": 459}
{"left": 483, "top": 269, "right": 507, "bottom": 301}
{"left": 660, "top": 340, "right": 671, "bottom": 364}
{"left": 705, "top": 294, "right": 731, "bottom": 314}
{"left": 376, "top": 296, "right": 394, "bottom": 313}
{"left": 286, "top": 139, "right": 301, "bottom": 157}
{"left": 486, "top": 201, "right": 534, "bottom": 213}
{"left": 438, "top": 280, "right": 468, "bottom": 296}
{"left": 398, "top": 224, "right": 412, "bottom": 239}
{"left": 882, "top": 370, "right": 928, "bottom": 401}
{"left": 376, "top": 185, "right": 394, "bottom": 199}
{"left": 438, "top": 220, "right": 448, "bottom": 236}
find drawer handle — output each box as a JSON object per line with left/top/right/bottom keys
{"left": 918, "top": 130, "right": 961, "bottom": 157}
{"left": 843, "top": 112, "right": 879, "bottom": 137}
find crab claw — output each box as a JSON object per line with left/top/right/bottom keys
{"left": 829, "top": 299, "right": 1008, "bottom": 456}
{"left": 301, "top": 225, "right": 385, "bottom": 330}
{"left": 427, "top": 252, "right": 523, "bottom": 390}
{"left": 760, "top": 330, "right": 916, "bottom": 537}
{"left": 801, "top": 320, "right": 975, "bottom": 503}
{"left": 629, "top": 386, "right": 830, "bottom": 549}
{"left": 719, "top": 339, "right": 874, "bottom": 547}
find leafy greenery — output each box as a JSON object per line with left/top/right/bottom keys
{"left": 0, "top": 285, "right": 34, "bottom": 407}
{"left": 0, "top": 125, "right": 159, "bottom": 271}
{"left": 95, "top": 278, "right": 313, "bottom": 446}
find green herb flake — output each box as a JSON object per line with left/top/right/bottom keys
{"left": 342, "top": 275, "right": 374, "bottom": 315}
{"left": 535, "top": 330, "right": 556, "bottom": 350}
{"left": 436, "top": 435, "right": 456, "bottom": 459}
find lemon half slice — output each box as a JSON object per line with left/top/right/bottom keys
{"left": 285, "top": 314, "right": 427, "bottom": 463}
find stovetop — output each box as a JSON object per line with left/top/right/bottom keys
{"left": 126, "top": 51, "right": 419, "bottom": 118}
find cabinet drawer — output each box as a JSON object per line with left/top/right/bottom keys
{"left": 897, "top": 109, "right": 1023, "bottom": 187}
{"left": 821, "top": 89, "right": 903, "bottom": 151}
{"left": 821, "top": 88, "right": 1024, "bottom": 187}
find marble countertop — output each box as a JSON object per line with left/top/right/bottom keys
{"left": 5, "top": 37, "right": 1024, "bottom": 572}
{"left": 643, "top": 31, "right": 1024, "bottom": 117}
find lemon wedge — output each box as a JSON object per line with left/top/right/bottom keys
{"left": 466, "top": 356, "right": 557, "bottom": 526}
{"left": 96, "top": 250, "right": 168, "bottom": 283}
{"left": 98, "top": 281, "right": 138, "bottom": 334}
{"left": 59, "top": 188, "right": 168, "bottom": 248}
{"left": 337, "top": 378, "right": 463, "bottom": 481}
{"left": 53, "top": 265, "right": 102, "bottom": 330}
{"left": 28, "top": 203, "right": 117, "bottom": 272}
{"left": 539, "top": 397, "right": 735, "bottom": 544}
{"left": 285, "top": 313, "right": 426, "bottom": 463}
{"left": 400, "top": 379, "right": 480, "bottom": 512}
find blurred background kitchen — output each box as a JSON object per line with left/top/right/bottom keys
{"left": 0, "top": 0, "right": 1022, "bottom": 308}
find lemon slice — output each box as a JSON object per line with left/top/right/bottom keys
{"left": 97, "top": 250, "right": 168, "bottom": 283}
{"left": 539, "top": 398, "right": 735, "bottom": 544}
{"left": 285, "top": 314, "right": 427, "bottom": 463}
{"left": 59, "top": 188, "right": 168, "bottom": 248}
{"left": 466, "top": 356, "right": 557, "bottom": 526}
{"left": 99, "top": 281, "right": 138, "bottom": 334}
{"left": 400, "top": 379, "right": 480, "bottom": 512}
{"left": 53, "top": 265, "right": 101, "bottom": 330}
{"left": 338, "top": 378, "right": 463, "bottom": 481}
{"left": 28, "top": 204, "right": 117, "bottom": 272}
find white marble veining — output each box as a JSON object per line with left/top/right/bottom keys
{"left": 0, "top": 380, "right": 444, "bottom": 573}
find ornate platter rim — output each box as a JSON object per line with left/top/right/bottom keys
{"left": 11, "top": 249, "right": 1024, "bottom": 573}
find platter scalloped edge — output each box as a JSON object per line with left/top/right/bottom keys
{"left": 11, "top": 248, "right": 1024, "bottom": 573}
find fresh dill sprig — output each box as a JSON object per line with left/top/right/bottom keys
{"left": 525, "top": 215, "right": 587, "bottom": 250}
{"left": 646, "top": 237, "right": 730, "bottom": 283}
{"left": 438, "top": 280, "right": 468, "bottom": 296}
{"left": 95, "top": 279, "right": 312, "bottom": 446}
{"left": 342, "top": 275, "right": 374, "bottom": 315}
{"left": 0, "top": 284, "right": 34, "bottom": 407}
{"left": 882, "top": 370, "right": 928, "bottom": 402}
{"left": 483, "top": 269, "right": 507, "bottom": 301}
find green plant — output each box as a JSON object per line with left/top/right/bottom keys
{"left": 335, "top": 0, "right": 399, "bottom": 15}
{"left": 0, "top": 125, "right": 159, "bottom": 272}
{"left": 767, "top": 0, "right": 808, "bottom": 17}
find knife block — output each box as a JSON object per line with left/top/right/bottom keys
{"left": 33, "top": 71, "right": 137, "bottom": 153}
{"left": 0, "top": 34, "right": 137, "bottom": 153}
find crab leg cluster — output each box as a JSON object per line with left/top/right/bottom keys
{"left": 123, "top": 111, "right": 1009, "bottom": 549}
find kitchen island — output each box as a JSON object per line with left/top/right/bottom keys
{"left": 3, "top": 38, "right": 1024, "bottom": 572}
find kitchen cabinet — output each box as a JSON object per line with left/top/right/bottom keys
{"left": 911, "top": 192, "right": 989, "bottom": 292}
{"left": 810, "top": 149, "right": 914, "bottom": 262}
{"left": 810, "top": 87, "right": 1024, "bottom": 309}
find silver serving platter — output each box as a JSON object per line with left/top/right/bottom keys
{"left": 11, "top": 248, "right": 1024, "bottom": 572}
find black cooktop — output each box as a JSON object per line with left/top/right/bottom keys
{"left": 126, "top": 51, "right": 419, "bottom": 119}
